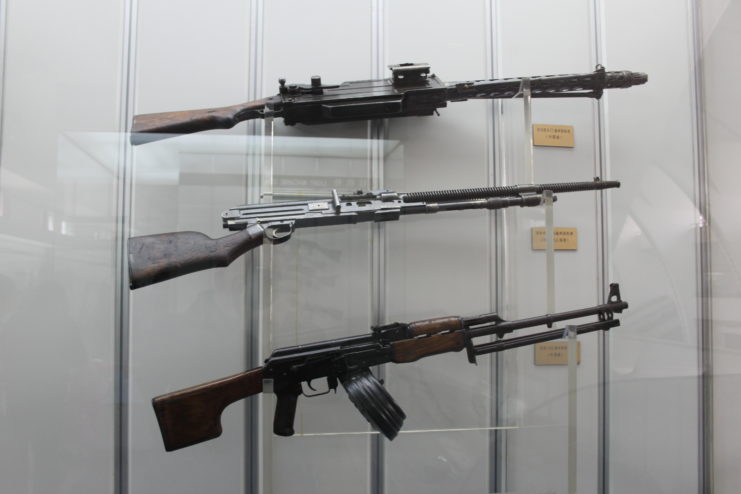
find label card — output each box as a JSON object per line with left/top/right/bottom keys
{"left": 531, "top": 227, "right": 578, "bottom": 250}
{"left": 533, "top": 124, "right": 574, "bottom": 148}
{"left": 534, "top": 342, "right": 581, "bottom": 365}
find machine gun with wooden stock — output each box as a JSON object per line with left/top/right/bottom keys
{"left": 130, "top": 63, "right": 647, "bottom": 144}
{"left": 128, "top": 179, "right": 620, "bottom": 289}
{"left": 152, "top": 284, "right": 628, "bottom": 451}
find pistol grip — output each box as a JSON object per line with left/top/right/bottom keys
{"left": 273, "top": 381, "right": 302, "bottom": 436}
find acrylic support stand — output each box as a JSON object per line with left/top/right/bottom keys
{"left": 517, "top": 78, "right": 556, "bottom": 314}
{"left": 519, "top": 77, "right": 535, "bottom": 184}
{"left": 544, "top": 190, "right": 555, "bottom": 313}
{"left": 567, "top": 324, "right": 578, "bottom": 494}
{"left": 516, "top": 76, "right": 576, "bottom": 494}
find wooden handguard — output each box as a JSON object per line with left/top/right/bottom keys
{"left": 152, "top": 367, "right": 264, "bottom": 451}
{"left": 391, "top": 332, "right": 466, "bottom": 363}
{"left": 408, "top": 316, "right": 463, "bottom": 337}
{"left": 128, "top": 225, "right": 264, "bottom": 289}
{"left": 130, "top": 98, "right": 270, "bottom": 145}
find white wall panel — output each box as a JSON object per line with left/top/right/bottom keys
{"left": 601, "top": 0, "right": 700, "bottom": 492}
{"left": 494, "top": 1, "right": 604, "bottom": 492}
{"left": 260, "top": 2, "right": 374, "bottom": 493}
{"left": 383, "top": 1, "right": 492, "bottom": 492}
{"left": 0, "top": 1, "right": 716, "bottom": 493}
{"left": 702, "top": 1, "right": 741, "bottom": 493}
{"left": 128, "top": 1, "right": 252, "bottom": 494}
{"left": 0, "top": 0, "right": 124, "bottom": 493}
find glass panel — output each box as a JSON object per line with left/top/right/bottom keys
{"left": 602, "top": 1, "right": 700, "bottom": 492}
{"left": 0, "top": 0, "right": 125, "bottom": 492}
{"left": 384, "top": 1, "right": 493, "bottom": 492}
{"left": 494, "top": 1, "right": 604, "bottom": 492}
{"left": 260, "top": 2, "right": 375, "bottom": 493}
{"left": 127, "top": 2, "right": 252, "bottom": 493}
{"left": 702, "top": 2, "right": 741, "bottom": 494}
{"left": 0, "top": 2, "right": 719, "bottom": 493}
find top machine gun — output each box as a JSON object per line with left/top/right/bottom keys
{"left": 131, "top": 63, "right": 647, "bottom": 144}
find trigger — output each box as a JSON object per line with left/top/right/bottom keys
{"left": 328, "top": 375, "right": 339, "bottom": 392}
{"left": 266, "top": 222, "right": 294, "bottom": 243}
{"left": 306, "top": 380, "right": 317, "bottom": 392}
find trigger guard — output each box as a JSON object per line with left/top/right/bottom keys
{"left": 265, "top": 223, "right": 294, "bottom": 243}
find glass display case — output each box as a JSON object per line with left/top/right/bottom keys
{"left": 1, "top": 1, "right": 737, "bottom": 493}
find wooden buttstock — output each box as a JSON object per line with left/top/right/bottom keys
{"left": 128, "top": 225, "right": 264, "bottom": 289}
{"left": 391, "top": 332, "right": 466, "bottom": 363}
{"left": 130, "top": 98, "right": 269, "bottom": 145}
{"left": 152, "top": 367, "right": 264, "bottom": 451}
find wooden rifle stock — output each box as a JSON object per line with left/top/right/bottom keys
{"left": 128, "top": 225, "right": 264, "bottom": 289}
{"left": 152, "top": 367, "right": 264, "bottom": 451}
{"left": 130, "top": 98, "right": 271, "bottom": 145}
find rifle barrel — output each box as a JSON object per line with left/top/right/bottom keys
{"left": 472, "top": 319, "right": 620, "bottom": 356}
{"left": 422, "top": 195, "right": 545, "bottom": 213}
{"left": 462, "top": 312, "right": 503, "bottom": 327}
{"left": 448, "top": 69, "right": 647, "bottom": 100}
{"left": 467, "top": 299, "right": 628, "bottom": 339}
{"left": 400, "top": 180, "right": 619, "bottom": 203}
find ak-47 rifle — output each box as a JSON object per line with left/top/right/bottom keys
{"left": 152, "top": 284, "right": 628, "bottom": 451}
{"left": 128, "top": 179, "right": 619, "bottom": 289}
{"left": 131, "top": 63, "right": 647, "bottom": 144}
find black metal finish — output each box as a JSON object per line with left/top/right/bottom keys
{"left": 390, "top": 63, "right": 432, "bottom": 87}
{"left": 472, "top": 319, "right": 620, "bottom": 357}
{"left": 467, "top": 283, "right": 626, "bottom": 340}
{"left": 149, "top": 286, "right": 629, "bottom": 449}
{"left": 447, "top": 65, "right": 646, "bottom": 101}
{"left": 400, "top": 178, "right": 619, "bottom": 203}
{"left": 274, "top": 64, "right": 646, "bottom": 126}
{"left": 256, "top": 285, "right": 627, "bottom": 438}
{"left": 341, "top": 369, "right": 406, "bottom": 440}
{"left": 131, "top": 64, "right": 647, "bottom": 145}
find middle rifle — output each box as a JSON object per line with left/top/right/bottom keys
{"left": 128, "top": 178, "right": 619, "bottom": 289}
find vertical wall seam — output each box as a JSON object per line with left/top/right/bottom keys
{"left": 246, "top": 2, "right": 265, "bottom": 493}
{"left": 589, "top": 1, "right": 610, "bottom": 493}
{"left": 369, "top": 2, "right": 386, "bottom": 493}
{"left": 484, "top": 11, "right": 496, "bottom": 490}
{"left": 492, "top": 11, "right": 519, "bottom": 489}
{"left": 114, "top": 0, "right": 139, "bottom": 492}
{"left": 486, "top": 0, "right": 506, "bottom": 491}
{"left": 0, "top": 0, "right": 8, "bottom": 182}
{"left": 485, "top": 0, "right": 497, "bottom": 489}
{"left": 688, "top": 1, "right": 713, "bottom": 492}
